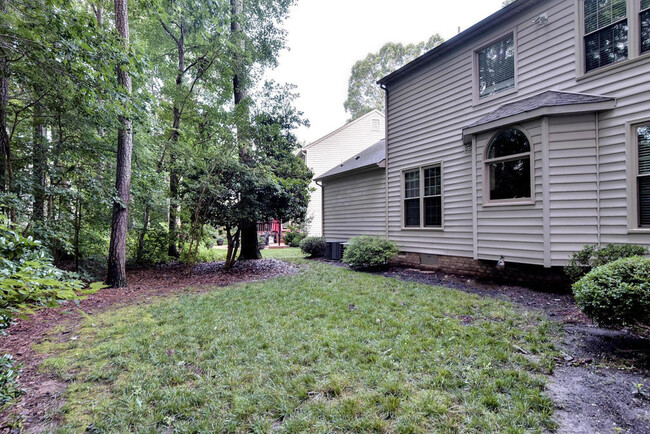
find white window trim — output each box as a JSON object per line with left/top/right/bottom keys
{"left": 626, "top": 117, "right": 650, "bottom": 232}
{"left": 482, "top": 127, "right": 536, "bottom": 207}
{"left": 576, "top": 0, "right": 650, "bottom": 78}
{"left": 472, "top": 29, "right": 519, "bottom": 106}
{"left": 400, "top": 162, "right": 445, "bottom": 231}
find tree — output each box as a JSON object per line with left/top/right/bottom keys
{"left": 106, "top": 0, "right": 133, "bottom": 288}
{"left": 344, "top": 34, "right": 444, "bottom": 121}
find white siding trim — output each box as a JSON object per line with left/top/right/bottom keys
{"left": 472, "top": 135, "right": 479, "bottom": 259}
{"left": 542, "top": 116, "right": 551, "bottom": 267}
{"left": 626, "top": 115, "right": 650, "bottom": 231}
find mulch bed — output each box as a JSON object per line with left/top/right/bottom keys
{"left": 0, "top": 259, "right": 297, "bottom": 432}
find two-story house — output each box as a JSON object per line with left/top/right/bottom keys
{"left": 322, "top": 0, "right": 650, "bottom": 282}
{"left": 301, "top": 110, "right": 385, "bottom": 236}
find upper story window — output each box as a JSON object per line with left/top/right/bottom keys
{"left": 477, "top": 34, "right": 515, "bottom": 98}
{"left": 636, "top": 124, "right": 650, "bottom": 226}
{"left": 584, "top": 0, "right": 629, "bottom": 72}
{"left": 484, "top": 128, "right": 532, "bottom": 202}
{"left": 403, "top": 165, "right": 442, "bottom": 228}
{"left": 642, "top": 0, "right": 650, "bottom": 53}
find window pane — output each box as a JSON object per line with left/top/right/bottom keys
{"left": 642, "top": 9, "right": 650, "bottom": 53}
{"left": 639, "top": 126, "right": 650, "bottom": 174}
{"left": 404, "top": 170, "right": 419, "bottom": 198}
{"left": 586, "top": 0, "right": 627, "bottom": 33}
{"left": 585, "top": 21, "right": 628, "bottom": 72}
{"left": 424, "top": 197, "right": 442, "bottom": 227}
{"left": 639, "top": 176, "right": 650, "bottom": 227}
{"left": 478, "top": 34, "right": 515, "bottom": 98}
{"left": 486, "top": 129, "right": 530, "bottom": 159}
{"left": 424, "top": 166, "right": 441, "bottom": 196}
{"left": 404, "top": 199, "right": 420, "bottom": 227}
{"left": 642, "top": 0, "right": 650, "bottom": 10}
{"left": 489, "top": 158, "right": 531, "bottom": 200}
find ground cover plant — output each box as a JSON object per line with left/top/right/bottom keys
{"left": 38, "top": 260, "right": 557, "bottom": 432}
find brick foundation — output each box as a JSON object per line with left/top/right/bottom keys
{"left": 392, "top": 252, "right": 570, "bottom": 291}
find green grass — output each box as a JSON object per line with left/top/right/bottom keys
{"left": 39, "top": 260, "right": 558, "bottom": 433}
{"left": 187, "top": 246, "right": 304, "bottom": 263}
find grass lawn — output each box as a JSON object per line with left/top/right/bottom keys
{"left": 39, "top": 254, "right": 558, "bottom": 432}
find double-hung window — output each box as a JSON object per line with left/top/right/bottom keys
{"left": 584, "top": 0, "right": 629, "bottom": 72}
{"left": 642, "top": 0, "right": 650, "bottom": 53}
{"left": 477, "top": 34, "right": 515, "bottom": 99}
{"left": 403, "top": 165, "right": 443, "bottom": 228}
{"left": 636, "top": 124, "right": 650, "bottom": 227}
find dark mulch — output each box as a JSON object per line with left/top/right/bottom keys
{"left": 0, "top": 259, "right": 297, "bottom": 432}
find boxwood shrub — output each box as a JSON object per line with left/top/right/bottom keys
{"left": 573, "top": 256, "right": 650, "bottom": 327}
{"left": 564, "top": 243, "right": 648, "bottom": 283}
{"left": 342, "top": 236, "right": 398, "bottom": 270}
{"left": 300, "top": 237, "right": 326, "bottom": 258}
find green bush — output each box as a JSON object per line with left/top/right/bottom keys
{"left": 342, "top": 236, "right": 398, "bottom": 270}
{"left": 0, "top": 216, "right": 87, "bottom": 328}
{"left": 564, "top": 243, "right": 648, "bottom": 283}
{"left": 300, "top": 236, "right": 326, "bottom": 258}
{"left": 285, "top": 231, "right": 306, "bottom": 248}
{"left": 180, "top": 245, "right": 226, "bottom": 264}
{"left": 573, "top": 256, "right": 650, "bottom": 327}
{"left": 127, "top": 224, "right": 170, "bottom": 265}
{"left": 0, "top": 354, "right": 22, "bottom": 407}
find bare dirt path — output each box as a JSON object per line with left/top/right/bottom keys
{"left": 380, "top": 267, "right": 650, "bottom": 434}
{"left": 0, "top": 259, "right": 297, "bottom": 432}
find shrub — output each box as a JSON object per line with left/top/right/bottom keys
{"left": 564, "top": 243, "right": 648, "bottom": 283}
{"left": 342, "top": 236, "right": 398, "bottom": 270}
{"left": 0, "top": 354, "right": 22, "bottom": 407}
{"left": 300, "top": 236, "right": 326, "bottom": 258}
{"left": 0, "top": 216, "right": 87, "bottom": 328}
{"left": 286, "top": 231, "right": 306, "bottom": 248}
{"left": 573, "top": 256, "right": 650, "bottom": 327}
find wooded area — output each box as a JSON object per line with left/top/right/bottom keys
{"left": 0, "top": 0, "right": 312, "bottom": 287}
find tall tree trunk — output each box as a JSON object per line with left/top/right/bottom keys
{"left": 32, "top": 100, "right": 46, "bottom": 223}
{"left": 0, "top": 0, "right": 8, "bottom": 195}
{"left": 163, "top": 18, "right": 185, "bottom": 258}
{"left": 231, "top": 0, "right": 260, "bottom": 260}
{"left": 74, "top": 195, "right": 82, "bottom": 271}
{"left": 106, "top": 0, "right": 133, "bottom": 288}
{"left": 136, "top": 203, "right": 150, "bottom": 264}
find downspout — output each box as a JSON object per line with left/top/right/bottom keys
{"left": 596, "top": 113, "right": 601, "bottom": 247}
{"left": 381, "top": 83, "right": 389, "bottom": 239}
{"left": 315, "top": 180, "right": 324, "bottom": 238}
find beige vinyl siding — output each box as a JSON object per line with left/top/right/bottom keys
{"left": 322, "top": 169, "right": 386, "bottom": 241}
{"left": 304, "top": 110, "right": 385, "bottom": 236}
{"left": 385, "top": 0, "right": 650, "bottom": 266}
{"left": 476, "top": 121, "right": 544, "bottom": 265}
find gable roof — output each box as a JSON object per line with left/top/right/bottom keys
{"left": 378, "top": 0, "right": 541, "bottom": 87}
{"left": 315, "top": 139, "right": 386, "bottom": 181}
{"left": 461, "top": 91, "right": 616, "bottom": 141}
{"left": 304, "top": 109, "right": 384, "bottom": 150}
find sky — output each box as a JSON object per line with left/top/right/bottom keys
{"left": 265, "top": 0, "right": 506, "bottom": 144}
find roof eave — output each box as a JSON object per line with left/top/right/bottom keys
{"left": 461, "top": 100, "right": 617, "bottom": 143}
{"left": 314, "top": 160, "right": 386, "bottom": 183}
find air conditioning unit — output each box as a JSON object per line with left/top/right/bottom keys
{"left": 326, "top": 242, "right": 345, "bottom": 260}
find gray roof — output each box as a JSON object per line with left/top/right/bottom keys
{"left": 315, "top": 139, "right": 386, "bottom": 181}
{"left": 466, "top": 91, "right": 615, "bottom": 129}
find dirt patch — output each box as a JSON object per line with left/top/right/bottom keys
{"left": 379, "top": 266, "right": 650, "bottom": 434}
{"left": 0, "top": 259, "right": 297, "bottom": 432}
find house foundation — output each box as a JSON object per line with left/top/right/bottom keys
{"left": 392, "top": 252, "right": 570, "bottom": 291}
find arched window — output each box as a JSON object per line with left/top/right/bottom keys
{"left": 485, "top": 128, "right": 532, "bottom": 202}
